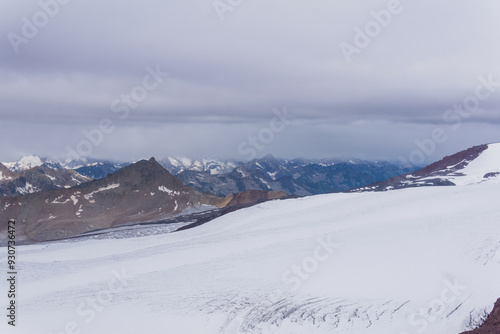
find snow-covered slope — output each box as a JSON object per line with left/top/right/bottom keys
{"left": 1, "top": 181, "right": 499, "bottom": 333}
{"left": 440, "top": 143, "right": 500, "bottom": 186}
{"left": 355, "top": 143, "right": 500, "bottom": 191}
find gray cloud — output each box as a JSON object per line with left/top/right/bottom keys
{"left": 0, "top": 0, "right": 499, "bottom": 163}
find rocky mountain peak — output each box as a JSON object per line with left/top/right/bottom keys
{"left": 103, "top": 157, "right": 185, "bottom": 190}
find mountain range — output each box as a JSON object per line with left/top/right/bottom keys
{"left": 0, "top": 158, "right": 288, "bottom": 244}
{"left": 0, "top": 153, "right": 417, "bottom": 244}
{"left": 0, "top": 163, "right": 90, "bottom": 196}
{"left": 2, "top": 143, "right": 497, "bottom": 246}
{"left": 1, "top": 154, "right": 419, "bottom": 197}
{"left": 175, "top": 155, "right": 418, "bottom": 196}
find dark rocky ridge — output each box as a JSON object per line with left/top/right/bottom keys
{"left": 351, "top": 144, "right": 489, "bottom": 192}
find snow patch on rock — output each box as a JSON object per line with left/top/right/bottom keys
{"left": 84, "top": 183, "right": 120, "bottom": 201}
{"left": 158, "top": 186, "right": 180, "bottom": 196}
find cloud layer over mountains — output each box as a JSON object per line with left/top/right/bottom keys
{"left": 1, "top": 0, "right": 499, "bottom": 162}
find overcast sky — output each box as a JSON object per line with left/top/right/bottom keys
{"left": 1, "top": 0, "right": 499, "bottom": 164}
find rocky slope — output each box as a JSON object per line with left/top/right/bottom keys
{"left": 462, "top": 298, "right": 500, "bottom": 334}
{"left": 218, "top": 190, "right": 288, "bottom": 207}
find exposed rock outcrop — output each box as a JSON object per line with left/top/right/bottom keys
{"left": 219, "top": 190, "right": 288, "bottom": 207}
{"left": 462, "top": 298, "right": 500, "bottom": 334}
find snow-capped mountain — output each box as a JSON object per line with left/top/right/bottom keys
{"left": 3, "top": 155, "right": 128, "bottom": 177}
{"left": 160, "top": 157, "right": 239, "bottom": 175}
{"left": 354, "top": 143, "right": 500, "bottom": 192}
{"left": 55, "top": 157, "right": 130, "bottom": 179}
{"left": 73, "top": 161, "right": 130, "bottom": 179}
{"left": 2, "top": 143, "right": 499, "bottom": 334}
{"left": 2, "top": 154, "right": 46, "bottom": 172}
{"left": 2, "top": 155, "right": 419, "bottom": 196}
{"left": 0, "top": 163, "right": 91, "bottom": 197}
